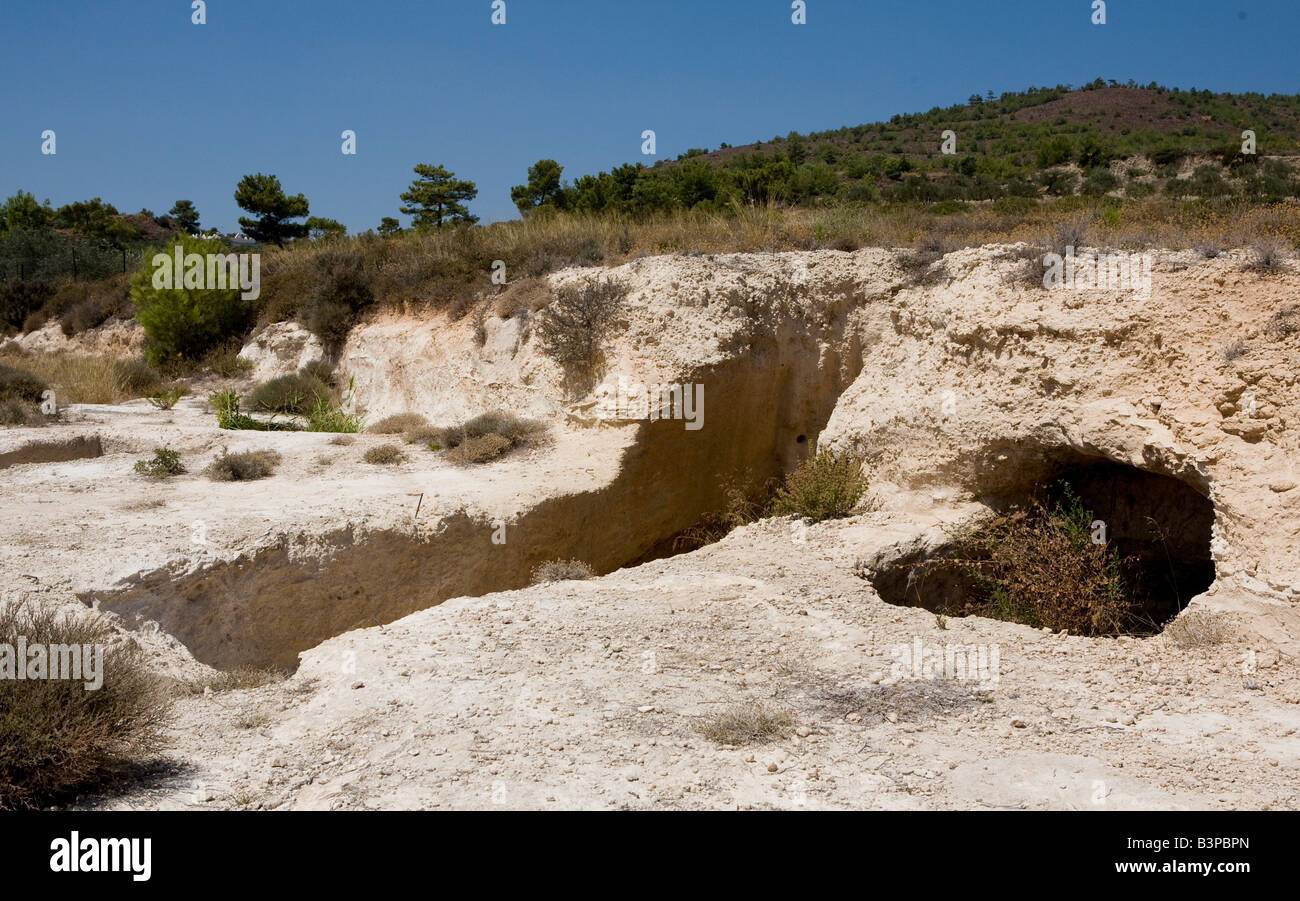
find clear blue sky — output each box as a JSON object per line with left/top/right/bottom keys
{"left": 2, "top": 0, "right": 1296, "bottom": 232}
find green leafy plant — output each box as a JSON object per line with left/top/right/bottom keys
{"left": 145, "top": 384, "right": 188, "bottom": 410}
{"left": 133, "top": 447, "right": 184, "bottom": 479}
{"left": 771, "top": 449, "right": 868, "bottom": 521}
{"left": 208, "top": 388, "right": 301, "bottom": 432}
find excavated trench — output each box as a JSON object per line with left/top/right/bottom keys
{"left": 867, "top": 451, "right": 1217, "bottom": 631}
{"left": 83, "top": 322, "right": 862, "bottom": 671}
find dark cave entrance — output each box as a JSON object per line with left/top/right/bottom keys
{"left": 867, "top": 457, "right": 1216, "bottom": 634}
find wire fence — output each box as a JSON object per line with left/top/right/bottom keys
{"left": 0, "top": 231, "right": 148, "bottom": 283}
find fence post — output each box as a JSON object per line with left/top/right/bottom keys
{"left": 122, "top": 247, "right": 127, "bottom": 273}
{"left": 72, "top": 248, "right": 77, "bottom": 279}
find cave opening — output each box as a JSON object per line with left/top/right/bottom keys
{"left": 867, "top": 456, "right": 1216, "bottom": 635}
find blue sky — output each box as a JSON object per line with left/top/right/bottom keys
{"left": 2, "top": 0, "right": 1296, "bottom": 232}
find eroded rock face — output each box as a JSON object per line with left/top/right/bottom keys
{"left": 4, "top": 247, "right": 1298, "bottom": 676}
{"left": 819, "top": 245, "right": 1300, "bottom": 645}
{"left": 237, "top": 321, "right": 326, "bottom": 382}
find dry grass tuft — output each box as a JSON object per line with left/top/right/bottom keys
{"left": 1163, "top": 608, "right": 1232, "bottom": 648}
{"left": 369, "top": 413, "right": 429, "bottom": 435}
{"left": 362, "top": 443, "right": 407, "bottom": 465}
{"left": 205, "top": 449, "right": 282, "bottom": 481}
{"left": 530, "top": 559, "right": 595, "bottom": 584}
{"left": 697, "top": 701, "right": 795, "bottom": 745}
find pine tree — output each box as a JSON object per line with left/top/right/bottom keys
{"left": 399, "top": 164, "right": 478, "bottom": 229}
{"left": 234, "top": 173, "right": 310, "bottom": 246}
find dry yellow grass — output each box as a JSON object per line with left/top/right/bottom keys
{"left": 0, "top": 350, "right": 160, "bottom": 405}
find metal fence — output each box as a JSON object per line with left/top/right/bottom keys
{"left": 0, "top": 231, "right": 148, "bottom": 282}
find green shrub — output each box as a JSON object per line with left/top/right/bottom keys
{"left": 249, "top": 371, "right": 332, "bottom": 415}
{"left": 208, "top": 389, "right": 301, "bottom": 431}
{"left": 363, "top": 444, "right": 407, "bottom": 465}
{"left": 205, "top": 449, "right": 282, "bottom": 481}
{"left": 530, "top": 559, "right": 595, "bottom": 584}
{"left": 145, "top": 383, "right": 189, "bottom": 410}
{"left": 771, "top": 449, "right": 867, "bottom": 521}
{"left": 305, "top": 397, "right": 363, "bottom": 433}
{"left": 133, "top": 447, "right": 185, "bottom": 479}
{"left": 0, "top": 278, "right": 55, "bottom": 332}
{"left": 129, "top": 234, "right": 252, "bottom": 366}
{"left": 0, "top": 599, "right": 170, "bottom": 810}
{"left": 298, "top": 247, "right": 373, "bottom": 351}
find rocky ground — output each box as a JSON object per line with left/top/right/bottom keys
{"left": 2, "top": 244, "right": 1297, "bottom": 809}
{"left": 80, "top": 512, "right": 1299, "bottom": 811}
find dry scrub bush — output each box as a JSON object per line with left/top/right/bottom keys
{"left": 179, "top": 667, "right": 285, "bottom": 695}
{"left": 369, "top": 413, "right": 429, "bottom": 434}
{"left": 363, "top": 443, "right": 407, "bottom": 465}
{"left": 698, "top": 701, "right": 795, "bottom": 746}
{"left": 945, "top": 486, "right": 1130, "bottom": 636}
{"left": 771, "top": 449, "right": 868, "bottom": 521}
{"left": 0, "top": 600, "right": 170, "bottom": 810}
{"left": 445, "top": 433, "right": 512, "bottom": 465}
{"left": 530, "top": 559, "right": 595, "bottom": 584}
{"left": 206, "top": 449, "right": 282, "bottom": 481}
{"left": 433, "top": 410, "right": 548, "bottom": 462}
{"left": 535, "top": 278, "right": 627, "bottom": 369}
{"left": 1163, "top": 608, "right": 1231, "bottom": 648}
{"left": 1247, "top": 237, "right": 1290, "bottom": 273}
{"left": 493, "top": 277, "right": 554, "bottom": 319}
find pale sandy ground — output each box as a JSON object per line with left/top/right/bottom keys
{"left": 76, "top": 513, "right": 1299, "bottom": 811}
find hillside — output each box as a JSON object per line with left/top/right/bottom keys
{"left": 534, "top": 81, "right": 1300, "bottom": 214}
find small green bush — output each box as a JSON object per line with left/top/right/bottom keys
{"left": 205, "top": 449, "right": 282, "bottom": 481}
{"left": 145, "top": 383, "right": 188, "bottom": 410}
{"left": 133, "top": 447, "right": 185, "bottom": 479}
{"left": 306, "top": 398, "right": 363, "bottom": 433}
{"left": 208, "top": 389, "right": 301, "bottom": 431}
{"left": 771, "top": 449, "right": 867, "bottom": 521}
{"left": 363, "top": 444, "right": 407, "bottom": 465}
{"left": 249, "top": 372, "right": 331, "bottom": 415}
{"left": 0, "top": 600, "right": 170, "bottom": 810}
